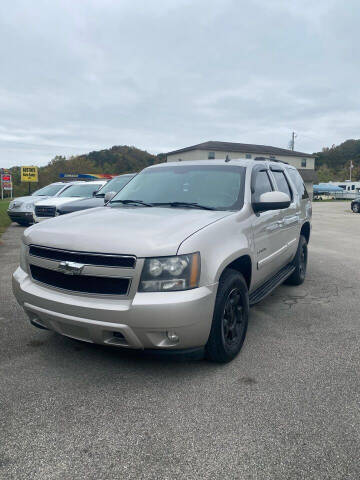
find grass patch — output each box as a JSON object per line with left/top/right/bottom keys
{"left": 0, "top": 199, "right": 11, "bottom": 238}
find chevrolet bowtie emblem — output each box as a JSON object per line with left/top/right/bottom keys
{"left": 58, "top": 261, "right": 84, "bottom": 275}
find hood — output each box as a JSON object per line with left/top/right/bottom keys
{"left": 8, "top": 195, "right": 51, "bottom": 210}
{"left": 10, "top": 195, "right": 48, "bottom": 204}
{"left": 58, "top": 197, "right": 104, "bottom": 213}
{"left": 34, "top": 197, "right": 87, "bottom": 208}
{"left": 24, "top": 206, "right": 233, "bottom": 256}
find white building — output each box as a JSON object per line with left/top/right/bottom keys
{"left": 166, "top": 141, "right": 317, "bottom": 195}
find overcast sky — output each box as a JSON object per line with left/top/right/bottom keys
{"left": 0, "top": 0, "right": 359, "bottom": 168}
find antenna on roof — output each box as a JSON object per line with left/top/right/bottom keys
{"left": 225, "top": 154, "right": 231, "bottom": 163}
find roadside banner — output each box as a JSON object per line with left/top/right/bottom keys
{"left": 21, "top": 166, "right": 38, "bottom": 182}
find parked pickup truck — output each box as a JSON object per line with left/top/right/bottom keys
{"left": 13, "top": 159, "right": 311, "bottom": 363}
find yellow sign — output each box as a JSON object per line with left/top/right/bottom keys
{"left": 21, "top": 166, "right": 38, "bottom": 182}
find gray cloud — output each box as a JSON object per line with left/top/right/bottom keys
{"left": 0, "top": 0, "right": 359, "bottom": 167}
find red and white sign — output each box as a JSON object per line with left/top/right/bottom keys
{"left": 1, "top": 171, "right": 13, "bottom": 197}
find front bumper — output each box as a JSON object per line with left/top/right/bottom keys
{"left": 33, "top": 216, "right": 52, "bottom": 223}
{"left": 12, "top": 267, "right": 217, "bottom": 350}
{"left": 7, "top": 210, "right": 34, "bottom": 224}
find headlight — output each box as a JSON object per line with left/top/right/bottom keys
{"left": 139, "top": 253, "right": 200, "bottom": 292}
{"left": 20, "top": 242, "right": 28, "bottom": 272}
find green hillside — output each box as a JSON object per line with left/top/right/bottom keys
{"left": 314, "top": 139, "right": 360, "bottom": 183}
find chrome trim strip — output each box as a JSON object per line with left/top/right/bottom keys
{"left": 258, "top": 244, "right": 288, "bottom": 269}
{"left": 29, "top": 244, "right": 137, "bottom": 269}
{"left": 287, "top": 238, "right": 297, "bottom": 248}
{"left": 28, "top": 255, "right": 135, "bottom": 277}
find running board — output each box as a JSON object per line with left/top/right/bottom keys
{"left": 249, "top": 263, "right": 295, "bottom": 306}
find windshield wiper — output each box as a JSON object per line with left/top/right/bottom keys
{"left": 110, "top": 199, "right": 153, "bottom": 207}
{"left": 151, "top": 201, "right": 215, "bottom": 210}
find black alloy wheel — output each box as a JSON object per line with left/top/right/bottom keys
{"left": 298, "top": 240, "right": 307, "bottom": 281}
{"left": 285, "top": 235, "right": 308, "bottom": 286}
{"left": 206, "top": 269, "right": 249, "bottom": 363}
{"left": 222, "top": 288, "right": 245, "bottom": 349}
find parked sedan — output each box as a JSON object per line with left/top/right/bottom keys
{"left": 34, "top": 181, "right": 106, "bottom": 222}
{"left": 6, "top": 182, "right": 71, "bottom": 226}
{"left": 56, "top": 173, "right": 136, "bottom": 216}
{"left": 351, "top": 197, "right": 360, "bottom": 213}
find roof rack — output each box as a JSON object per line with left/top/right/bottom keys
{"left": 254, "top": 156, "right": 288, "bottom": 165}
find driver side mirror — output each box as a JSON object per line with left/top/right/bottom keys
{"left": 104, "top": 191, "right": 116, "bottom": 203}
{"left": 253, "top": 191, "right": 291, "bottom": 213}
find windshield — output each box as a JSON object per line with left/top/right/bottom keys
{"left": 96, "top": 175, "right": 135, "bottom": 196}
{"left": 32, "top": 184, "right": 65, "bottom": 196}
{"left": 57, "top": 183, "right": 102, "bottom": 198}
{"left": 110, "top": 165, "right": 246, "bottom": 210}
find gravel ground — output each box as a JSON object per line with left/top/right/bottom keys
{"left": 0, "top": 201, "right": 359, "bottom": 479}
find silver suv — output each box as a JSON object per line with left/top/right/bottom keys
{"left": 12, "top": 159, "right": 311, "bottom": 363}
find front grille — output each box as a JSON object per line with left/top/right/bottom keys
{"left": 30, "top": 265, "right": 130, "bottom": 295}
{"left": 29, "top": 245, "right": 136, "bottom": 268}
{"left": 35, "top": 206, "right": 56, "bottom": 217}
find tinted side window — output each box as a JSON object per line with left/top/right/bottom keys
{"left": 287, "top": 169, "right": 309, "bottom": 199}
{"left": 253, "top": 170, "right": 273, "bottom": 201}
{"left": 272, "top": 170, "right": 292, "bottom": 199}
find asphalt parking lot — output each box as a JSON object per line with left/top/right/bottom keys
{"left": 0, "top": 201, "right": 359, "bottom": 479}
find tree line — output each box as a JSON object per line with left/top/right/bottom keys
{"left": 8, "top": 139, "right": 360, "bottom": 196}
{"left": 315, "top": 139, "right": 360, "bottom": 183}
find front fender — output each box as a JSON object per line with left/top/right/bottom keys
{"left": 177, "top": 209, "right": 254, "bottom": 286}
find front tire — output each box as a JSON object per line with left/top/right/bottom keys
{"left": 205, "top": 269, "right": 249, "bottom": 363}
{"left": 16, "top": 221, "right": 31, "bottom": 227}
{"left": 285, "top": 235, "right": 308, "bottom": 286}
{"left": 352, "top": 203, "right": 360, "bottom": 213}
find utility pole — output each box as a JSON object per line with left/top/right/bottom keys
{"left": 289, "top": 131, "right": 297, "bottom": 151}
{"left": 350, "top": 160, "right": 353, "bottom": 182}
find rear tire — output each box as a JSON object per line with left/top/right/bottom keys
{"left": 205, "top": 269, "right": 249, "bottom": 363}
{"left": 352, "top": 203, "right": 359, "bottom": 213}
{"left": 285, "top": 235, "right": 308, "bottom": 286}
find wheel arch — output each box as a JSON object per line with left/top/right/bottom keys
{"left": 301, "top": 221, "right": 311, "bottom": 244}
{"left": 218, "top": 254, "right": 252, "bottom": 290}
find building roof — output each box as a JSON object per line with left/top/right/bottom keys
{"left": 166, "top": 141, "right": 316, "bottom": 158}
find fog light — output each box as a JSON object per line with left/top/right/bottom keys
{"left": 167, "top": 331, "right": 179, "bottom": 343}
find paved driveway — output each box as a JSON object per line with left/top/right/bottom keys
{"left": 0, "top": 202, "right": 359, "bottom": 479}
